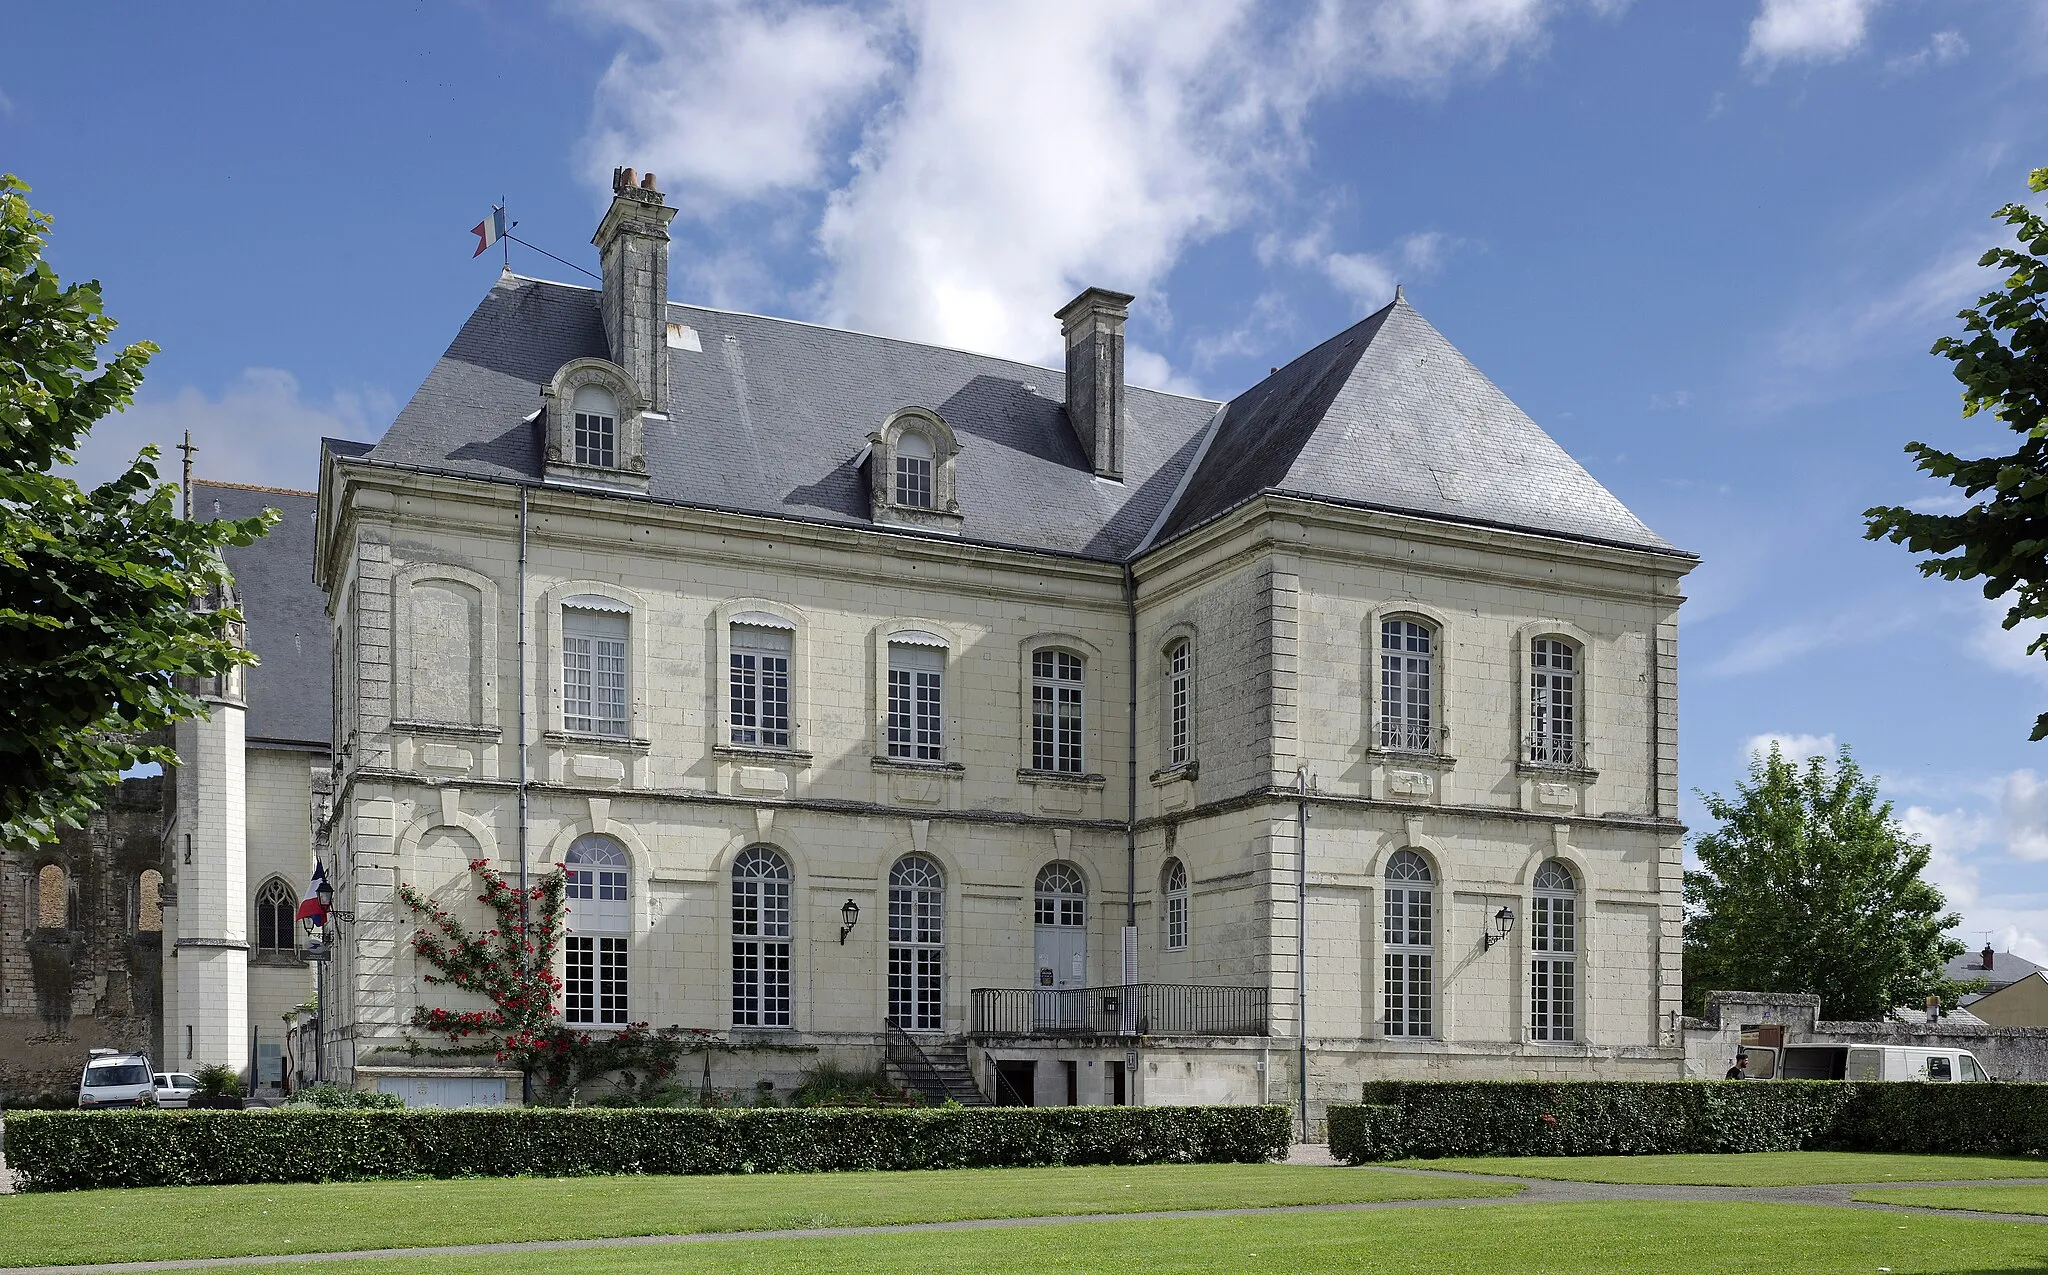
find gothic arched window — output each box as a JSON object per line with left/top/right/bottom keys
{"left": 255, "top": 878, "right": 297, "bottom": 953}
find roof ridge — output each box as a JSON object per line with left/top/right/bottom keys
{"left": 193, "top": 478, "right": 317, "bottom": 498}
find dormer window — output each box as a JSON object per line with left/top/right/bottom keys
{"left": 895, "top": 432, "right": 934, "bottom": 508}
{"left": 573, "top": 385, "right": 618, "bottom": 468}
{"left": 542, "top": 357, "right": 647, "bottom": 490}
{"left": 867, "top": 407, "right": 964, "bottom": 533}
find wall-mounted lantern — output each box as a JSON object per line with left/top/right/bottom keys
{"left": 839, "top": 898, "right": 860, "bottom": 945}
{"left": 1483, "top": 905, "right": 1515, "bottom": 951}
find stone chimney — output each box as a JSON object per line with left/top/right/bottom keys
{"left": 1057, "top": 286, "right": 1135, "bottom": 480}
{"left": 1983, "top": 944, "right": 1996, "bottom": 970}
{"left": 593, "top": 167, "right": 678, "bottom": 416}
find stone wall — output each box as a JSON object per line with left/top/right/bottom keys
{"left": 0, "top": 777, "right": 163, "bottom": 1100}
{"left": 1684, "top": 990, "right": 2048, "bottom": 1082}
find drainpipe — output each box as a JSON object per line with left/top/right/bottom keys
{"left": 517, "top": 484, "right": 532, "bottom": 1107}
{"left": 1295, "top": 766, "right": 1311, "bottom": 1142}
{"left": 1123, "top": 564, "right": 1139, "bottom": 1022}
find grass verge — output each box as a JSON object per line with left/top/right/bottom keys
{"left": 1855, "top": 1184, "right": 2048, "bottom": 1216}
{"left": 1397, "top": 1151, "right": 2048, "bottom": 1186}
{"left": 241, "top": 1202, "right": 2048, "bottom": 1275}
{"left": 0, "top": 1164, "right": 1514, "bottom": 1267}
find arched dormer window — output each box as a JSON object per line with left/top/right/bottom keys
{"left": 572, "top": 384, "right": 618, "bottom": 468}
{"left": 867, "top": 407, "right": 963, "bottom": 532}
{"left": 542, "top": 358, "right": 647, "bottom": 489}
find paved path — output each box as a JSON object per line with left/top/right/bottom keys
{"left": 5, "top": 1162, "right": 2048, "bottom": 1274}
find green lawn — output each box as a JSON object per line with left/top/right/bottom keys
{"left": 1398, "top": 1151, "right": 2048, "bottom": 1186}
{"left": 241, "top": 1203, "right": 2048, "bottom": 1275}
{"left": 1856, "top": 1183, "right": 2048, "bottom": 1216}
{"left": 0, "top": 1165, "right": 1515, "bottom": 1267}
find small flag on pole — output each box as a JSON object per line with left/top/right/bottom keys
{"left": 296, "top": 862, "right": 330, "bottom": 927}
{"left": 471, "top": 206, "right": 506, "bottom": 258}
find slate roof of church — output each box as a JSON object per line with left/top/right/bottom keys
{"left": 366, "top": 274, "right": 1680, "bottom": 563}
{"left": 194, "top": 481, "right": 331, "bottom": 749}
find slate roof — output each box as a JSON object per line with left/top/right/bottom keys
{"left": 194, "top": 481, "right": 331, "bottom": 749}
{"left": 366, "top": 274, "right": 1679, "bottom": 563}
{"left": 1949, "top": 949, "right": 2046, "bottom": 1004}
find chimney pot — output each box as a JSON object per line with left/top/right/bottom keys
{"left": 617, "top": 167, "right": 637, "bottom": 192}
{"left": 641, "top": 172, "right": 657, "bottom": 191}
{"left": 1056, "top": 286, "right": 1136, "bottom": 480}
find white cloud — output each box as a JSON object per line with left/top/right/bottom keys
{"left": 1742, "top": 0, "right": 1883, "bottom": 73}
{"left": 1704, "top": 606, "right": 1911, "bottom": 676}
{"left": 575, "top": 0, "right": 1604, "bottom": 372}
{"left": 577, "top": 0, "right": 894, "bottom": 212}
{"left": 1899, "top": 803, "right": 1988, "bottom": 906}
{"left": 1883, "top": 28, "right": 1967, "bottom": 78}
{"left": 0, "top": 87, "right": 14, "bottom": 119}
{"left": 1966, "top": 596, "right": 2048, "bottom": 686}
{"left": 2001, "top": 770, "right": 2048, "bottom": 861}
{"left": 1767, "top": 241, "right": 1989, "bottom": 378}
{"left": 65, "top": 369, "right": 390, "bottom": 495}
{"left": 1743, "top": 731, "right": 1838, "bottom": 763}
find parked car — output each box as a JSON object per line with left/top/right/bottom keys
{"left": 77, "top": 1050, "right": 157, "bottom": 1108}
{"left": 153, "top": 1072, "right": 202, "bottom": 1108}
{"left": 1741, "top": 1043, "right": 1991, "bottom": 1081}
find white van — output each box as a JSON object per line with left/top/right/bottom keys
{"left": 77, "top": 1049, "right": 157, "bottom": 1108}
{"left": 1741, "top": 1043, "right": 1991, "bottom": 1082}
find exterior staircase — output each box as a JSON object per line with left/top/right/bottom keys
{"left": 884, "top": 1023, "right": 989, "bottom": 1106}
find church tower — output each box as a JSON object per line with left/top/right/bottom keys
{"left": 161, "top": 577, "right": 252, "bottom": 1078}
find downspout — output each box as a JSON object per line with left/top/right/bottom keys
{"left": 1296, "top": 766, "right": 1310, "bottom": 1142}
{"left": 517, "top": 484, "right": 532, "bottom": 1107}
{"left": 1124, "top": 563, "right": 1139, "bottom": 998}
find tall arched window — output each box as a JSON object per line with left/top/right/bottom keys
{"left": 1165, "top": 639, "right": 1193, "bottom": 768}
{"left": 572, "top": 384, "right": 618, "bottom": 468}
{"left": 35, "top": 864, "right": 66, "bottom": 929}
{"left": 565, "top": 835, "right": 629, "bottom": 1026}
{"left": 1383, "top": 850, "right": 1434, "bottom": 1037}
{"left": 1530, "top": 859, "right": 1578, "bottom": 1042}
{"left": 1380, "top": 619, "right": 1435, "bottom": 752}
{"left": 255, "top": 878, "right": 297, "bottom": 953}
{"left": 732, "top": 846, "right": 792, "bottom": 1028}
{"left": 1163, "top": 858, "right": 1189, "bottom": 951}
{"left": 894, "top": 431, "right": 934, "bottom": 507}
{"left": 1529, "top": 638, "right": 1578, "bottom": 766}
{"left": 1030, "top": 648, "right": 1085, "bottom": 773}
{"left": 888, "top": 854, "right": 944, "bottom": 1030}
{"left": 135, "top": 870, "right": 163, "bottom": 934}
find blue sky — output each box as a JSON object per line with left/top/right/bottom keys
{"left": 10, "top": 1, "right": 2048, "bottom": 964}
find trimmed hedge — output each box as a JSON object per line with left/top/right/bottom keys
{"left": 2, "top": 1104, "right": 1291, "bottom": 1192}
{"left": 1330, "top": 1081, "right": 2048, "bottom": 1163}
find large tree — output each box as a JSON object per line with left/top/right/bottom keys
{"left": 1866, "top": 166, "right": 2048, "bottom": 738}
{"left": 1683, "top": 744, "right": 1968, "bottom": 1020}
{"left": 0, "top": 174, "right": 272, "bottom": 844}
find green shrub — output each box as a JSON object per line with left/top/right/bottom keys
{"left": 1332, "top": 1081, "right": 2048, "bottom": 1163}
{"left": 192, "top": 1065, "right": 245, "bottom": 1100}
{"left": 3, "top": 1104, "right": 1292, "bottom": 1191}
{"left": 283, "top": 1084, "right": 403, "bottom": 1111}
{"left": 789, "top": 1063, "right": 918, "bottom": 1108}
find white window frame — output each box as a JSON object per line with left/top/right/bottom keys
{"left": 572, "top": 384, "right": 618, "bottom": 469}
{"left": 1528, "top": 637, "right": 1579, "bottom": 767}
{"left": 730, "top": 625, "right": 792, "bottom": 749}
{"left": 564, "top": 834, "right": 629, "bottom": 1027}
{"left": 887, "top": 641, "right": 946, "bottom": 763}
{"left": 894, "top": 431, "right": 934, "bottom": 508}
{"left": 1529, "top": 859, "right": 1577, "bottom": 1043}
{"left": 1383, "top": 850, "right": 1435, "bottom": 1038}
{"left": 1165, "top": 638, "right": 1193, "bottom": 770}
{"left": 1034, "top": 861, "right": 1087, "bottom": 927}
{"left": 888, "top": 854, "right": 945, "bottom": 1031}
{"left": 1379, "top": 618, "right": 1437, "bottom": 753}
{"left": 562, "top": 606, "right": 629, "bottom": 738}
{"left": 1030, "top": 648, "right": 1085, "bottom": 774}
{"left": 731, "top": 846, "right": 792, "bottom": 1028}
{"left": 1164, "top": 858, "right": 1189, "bottom": 951}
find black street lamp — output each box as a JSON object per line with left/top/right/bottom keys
{"left": 1483, "top": 904, "right": 1516, "bottom": 951}
{"left": 839, "top": 898, "right": 859, "bottom": 944}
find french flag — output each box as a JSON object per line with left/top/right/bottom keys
{"left": 470, "top": 205, "right": 506, "bottom": 258}
{"left": 296, "top": 862, "right": 329, "bottom": 927}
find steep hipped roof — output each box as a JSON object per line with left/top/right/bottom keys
{"left": 194, "top": 481, "right": 330, "bottom": 749}
{"left": 1157, "top": 296, "right": 1672, "bottom": 551}
{"left": 367, "top": 276, "right": 1679, "bottom": 562}
{"left": 371, "top": 276, "right": 1217, "bottom": 560}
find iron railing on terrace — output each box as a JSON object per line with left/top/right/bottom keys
{"left": 968, "top": 983, "right": 1269, "bottom": 1038}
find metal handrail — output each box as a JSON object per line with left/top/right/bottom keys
{"left": 883, "top": 1019, "right": 949, "bottom": 1101}
{"left": 968, "top": 982, "right": 1269, "bottom": 1038}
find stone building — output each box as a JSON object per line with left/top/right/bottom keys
{"left": 0, "top": 480, "right": 329, "bottom": 1102}
{"left": 311, "top": 167, "right": 1696, "bottom": 1123}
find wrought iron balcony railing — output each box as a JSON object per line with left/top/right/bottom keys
{"left": 969, "top": 983, "right": 1269, "bottom": 1038}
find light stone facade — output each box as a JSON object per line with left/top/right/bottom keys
{"left": 311, "top": 172, "right": 1695, "bottom": 1127}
